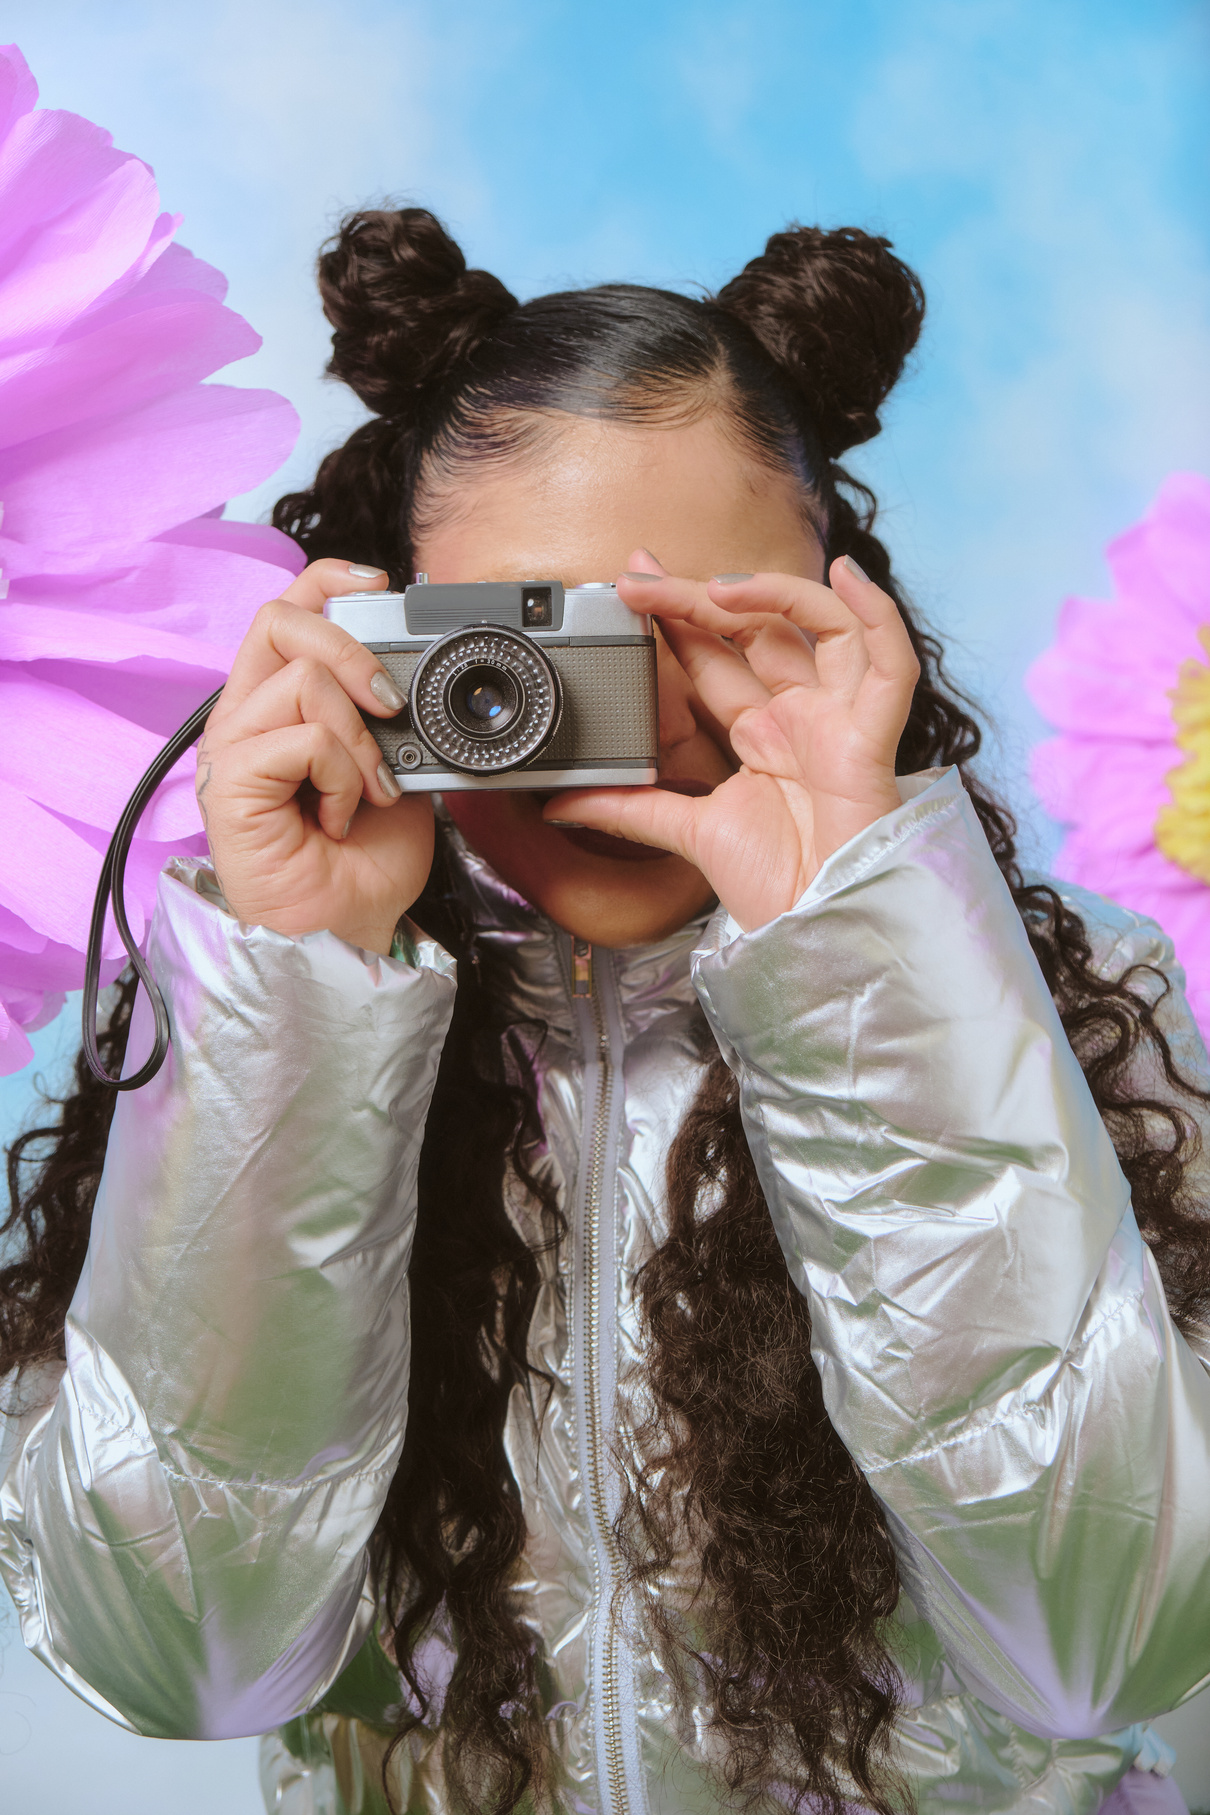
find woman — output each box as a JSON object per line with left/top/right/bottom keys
{"left": 3, "top": 211, "right": 1209, "bottom": 1815}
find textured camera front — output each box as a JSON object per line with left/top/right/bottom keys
{"left": 411, "top": 630, "right": 559, "bottom": 773}
{"left": 360, "top": 639, "right": 657, "bottom": 774}
{"left": 543, "top": 645, "right": 658, "bottom": 762}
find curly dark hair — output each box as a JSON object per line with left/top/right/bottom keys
{"left": 5, "top": 208, "right": 1210, "bottom": 1815}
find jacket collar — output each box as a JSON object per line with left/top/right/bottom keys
{"left": 442, "top": 822, "right": 711, "bottom": 1048}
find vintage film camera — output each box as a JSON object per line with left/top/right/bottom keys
{"left": 84, "top": 576, "right": 659, "bottom": 1088}
{"left": 325, "top": 578, "right": 659, "bottom": 791}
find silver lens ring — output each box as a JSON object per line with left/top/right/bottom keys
{"left": 408, "top": 625, "right": 562, "bottom": 774}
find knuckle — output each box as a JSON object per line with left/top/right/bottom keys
{"left": 317, "top": 722, "right": 344, "bottom": 758}
{"left": 253, "top": 598, "right": 291, "bottom": 642}
{"left": 289, "top": 654, "right": 326, "bottom": 690}
{"left": 300, "top": 720, "right": 336, "bottom": 760}
{"left": 330, "top": 634, "right": 365, "bottom": 676}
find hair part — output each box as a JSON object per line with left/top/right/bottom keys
{"left": 275, "top": 208, "right": 921, "bottom": 588}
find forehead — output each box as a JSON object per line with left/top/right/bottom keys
{"left": 414, "top": 412, "right": 823, "bottom": 585}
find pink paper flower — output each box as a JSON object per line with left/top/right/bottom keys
{"left": 0, "top": 44, "right": 304, "bottom": 1074}
{"left": 1026, "top": 472, "right": 1210, "bottom": 1034}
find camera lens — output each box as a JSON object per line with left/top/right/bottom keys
{"left": 409, "top": 626, "right": 562, "bottom": 775}
{"left": 447, "top": 665, "right": 520, "bottom": 736}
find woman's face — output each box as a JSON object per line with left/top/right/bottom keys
{"left": 415, "top": 411, "right": 826, "bottom": 947}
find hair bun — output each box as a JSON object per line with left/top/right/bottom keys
{"left": 716, "top": 227, "right": 925, "bottom": 459}
{"left": 319, "top": 208, "right": 517, "bottom": 414}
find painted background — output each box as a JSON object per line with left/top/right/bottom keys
{"left": 1, "top": 1, "right": 1208, "bottom": 1809}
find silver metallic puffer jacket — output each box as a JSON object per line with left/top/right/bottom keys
{"left": 3, "top": 768, "right": 1210, "bottom": 1815}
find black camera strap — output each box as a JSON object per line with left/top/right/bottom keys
{"left": 83, "top": 688, "right": 223, "bottom": 1090}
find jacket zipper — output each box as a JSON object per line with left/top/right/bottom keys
{"left": 571, "top": 940, "right": 636, "bottom": 1815}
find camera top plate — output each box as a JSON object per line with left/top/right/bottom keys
{"left": 327, "top": 581, "right": 650, "bottom": 644}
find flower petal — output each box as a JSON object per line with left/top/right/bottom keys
{"left": 1029, "top": 473, "right": 1210, "bottom": 1040}
{"left": 0, "top": 383, "right": 299, "bottom": 547}
{"left": 0, "top": 47, "right": 301, "bottom": 1062}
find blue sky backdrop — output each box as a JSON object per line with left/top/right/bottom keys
{"left": 2, "top": 3, "right": 1209, "bottom": 1810}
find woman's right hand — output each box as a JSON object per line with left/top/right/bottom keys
{"left": 195, "top": 560, "right": 433, "bottom": 955}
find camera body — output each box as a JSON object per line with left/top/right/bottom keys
{"left": 325, "top": 580, "right": 659, "bottom": 791}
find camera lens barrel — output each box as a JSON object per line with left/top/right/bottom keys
{"left": 408, "top": 625, "right": 563, "bottom": 774}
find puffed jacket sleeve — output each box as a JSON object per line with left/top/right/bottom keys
{"left": 691, "top": 766, "right": 1210, "bottom": 1740}
{"left": 0, "top": 858, "right": 456, "bottom": 1739}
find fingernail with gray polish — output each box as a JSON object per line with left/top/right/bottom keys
{"left": 621, "top": 571, "right": 663, "bottom": 581}
{"left": 377, "top": 761, "right": 402, "bottom": 799}
{"left": 842, "top": 555, "right": 871, "bottom": 583}
{"left": 712, "top": 573, "right": 754, "bottom": 584}
{"left": 342, "top": 818, "right": 353, "bottom": 840}
{"left": 547, "top": 818, "right": 585, "bottom": 828}
{"left": 370, "top": 670, "right": 405, "bottom": 712}
{"left": 348, "top": 563, "right": 386, "bottom": 579}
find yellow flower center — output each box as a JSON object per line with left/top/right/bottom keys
{"left": 1156, "top": 626, "right": 1210, "bottom": 883}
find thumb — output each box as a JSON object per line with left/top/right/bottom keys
{"left": 542, "top": 784, "right": 698, "bottom": 863}
{"left": 623, "top": 546, "right": 669, "bottom": 578}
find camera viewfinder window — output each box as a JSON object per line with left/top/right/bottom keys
{"left": 522, "top": 587, "right": 553, "bottom": 627}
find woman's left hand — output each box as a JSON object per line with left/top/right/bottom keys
{"left": 543, "top": 555, "right": 920, "bottom": 932}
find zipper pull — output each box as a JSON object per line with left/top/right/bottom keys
{"left": 572, "top": 936, "right": 593, "bottom": 997}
